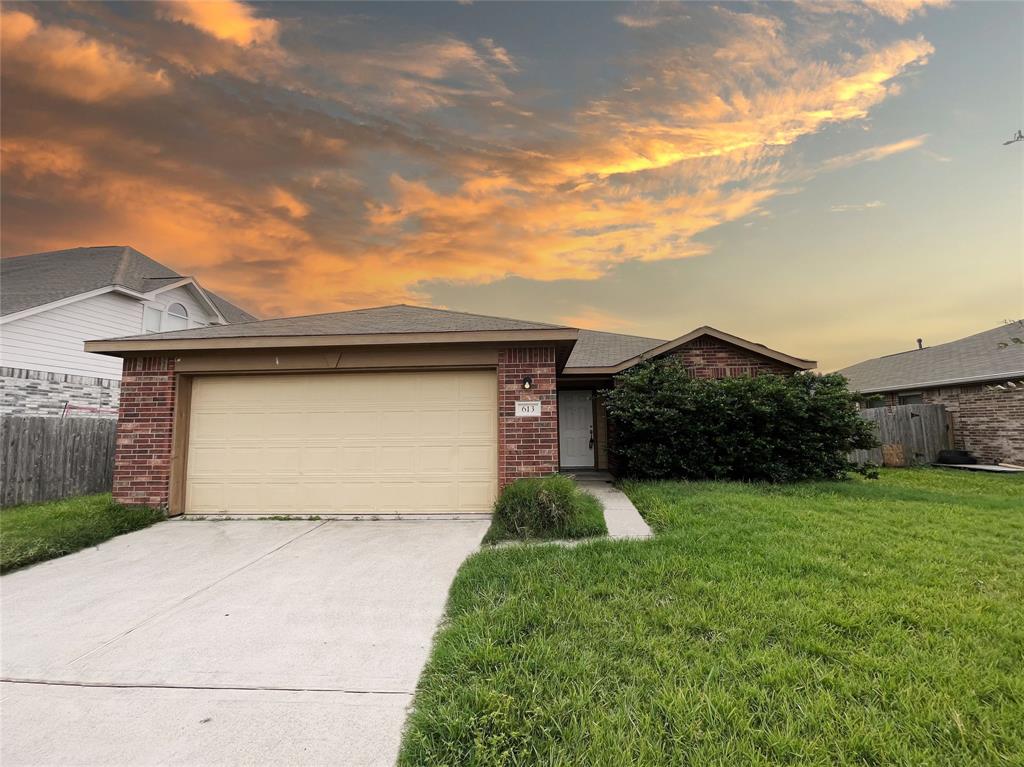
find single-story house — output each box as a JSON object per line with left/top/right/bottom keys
{"left": 837, "top": 323, "right": 1024, "bottom": 465}
{"left": 84, "top": 305, "right": 815, "bottom": 517}
{"left": 0, "top": 246, "right": 255, "bottom": 417}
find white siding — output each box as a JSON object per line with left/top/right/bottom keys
{"left": 0, "top": 293, "right": 143, "bottom": 380}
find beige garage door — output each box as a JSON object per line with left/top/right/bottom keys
{"left": 185, "top": 370, "right": 497, "bottom": 515}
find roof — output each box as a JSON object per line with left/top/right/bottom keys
{"left": 106, "top": 304, "right": 569, "bottom": 341}
{"left": 1, "top": 246, "right": 256, "bottom": 323}
{"left": 564, "top": 325, "right": 816, "bottom": 374}
{"left": 85, "top": 304, "right": 814, "bottom": 375}
{"left": 86, "top": 304, "right": 578, "bottom": 353}
{"left": 565, "top": 329, "right": 666, "bottom": 368}
{"left": 837, "top": 324, "right": 1024, "bottom": 393}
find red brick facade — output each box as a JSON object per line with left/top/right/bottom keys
{"left": 109, "top": 339, "right": 804, "bottom": 509}
{"left": 665, "top": 337, "right": 798, "bottom": 378}
{"left": 876, "top": 384, "right": 1024, "bottom": 464}
{"left": 111, "top": 346, "right": 564, "bottom": 509}
{"left": 923, "top": 385, "right": 1023, "bottom": 464}
{"left": 112, "top": 356, "right": 175, "bottom": 508}
{"left": 498, "top": 345, "right": 559, "bottom": 487}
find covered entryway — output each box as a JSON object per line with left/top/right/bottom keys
{"left": 185, "top": 370, "right": 497, "bottom": 515}
{"left": 558, "top": 389, "right": 595, "bottom": 468}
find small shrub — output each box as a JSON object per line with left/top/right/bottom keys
{"left": 604, "top": 362, "right": 877, "bottom": 482}
{"left": 485, "top": 474, "right": 606, "bottom": 542}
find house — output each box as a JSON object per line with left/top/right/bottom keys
{"left": 838, "top": 323, "right": 1024, "bottom": 465}
{"left": 0, "top": 246, "right": 256, "bottom": 417}
{"left": 83, "top": 304, "right": 814, "bottom": 516}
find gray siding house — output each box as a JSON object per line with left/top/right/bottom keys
{"left": 0, "top": 246, "right": 255, "bottom": 416}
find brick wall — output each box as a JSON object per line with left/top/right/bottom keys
{"left": 1, "top": 367, "right": 119, "bottom": 417}
{"left": 922, "top": 384, "right": 1024, "bottom": 464}
{"left": 498, "top": 346, "right": 558, "bottom": 486}
{"left": 665, "top": 337, "right": 799, "bottom": 378}
{"left": 112, "top": 356, "right": 176, "bottom": 507}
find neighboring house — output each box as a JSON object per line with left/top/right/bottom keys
{"left": 0, "top": 246, "right": 256, "bottom": 417}
{"left": 83, "top": 304, "right": 814, "bottom": 515}
{"left": 838, "top": 323, "right": 1024, "bottom": 465}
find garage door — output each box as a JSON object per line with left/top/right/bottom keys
{"left": 185, "top": 371, "right": 497, "bottom": 515}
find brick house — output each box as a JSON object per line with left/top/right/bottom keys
{"left": 837, "top": 323, "right": 1024, "bottom": 465}
{"left": 84, "top": 305, "right": 814, "bottom": 516}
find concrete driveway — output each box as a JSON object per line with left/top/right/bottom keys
{"left": 1, "top": 518, "right": 488, "bottom": 766}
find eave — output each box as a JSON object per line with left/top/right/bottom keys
{"left": 85, "top": 328, "right": 580, "bottom": 356}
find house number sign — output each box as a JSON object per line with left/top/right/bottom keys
{"left": 514, "top": 400, "right": 542, "bottom": 417}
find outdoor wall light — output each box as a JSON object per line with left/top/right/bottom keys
{"left": 522, "top": 376, "right": 533, "bottom": 390}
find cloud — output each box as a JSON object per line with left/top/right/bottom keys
{"left": 616, "top": 15, "right": 663, "bottom": 29}
{"left": 478, "top": 37, "right": 517, "bottom": 71}
{"left": 830, "top": 200, "right": 885, "bottom": 212}
{"left": 0, "top": 10, "right": 171, "bottom": 102}
{"left": 157, "top": 0, "right": 278, "bottom": 46}
{"left": 796, "top": 0, "right": 949, "bottom": 24}
{"left": 270, "top": 187, "right": 310, "bottom": 219}
{"left": 819, "top": 134, "right": 929, "bottom": 172}
{"left": 557, "top": 307, "right": 641, "bottom": 332}
{"left": 862, "top": 0, "right": 950, "bottom": 23}
{"left": 0, "top": 4, "right": 946, "bottom": 318}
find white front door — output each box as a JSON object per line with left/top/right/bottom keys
{"left": 558, "top": 390, "right": 594, "bottom": 468}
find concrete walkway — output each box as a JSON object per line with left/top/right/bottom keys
{"left": 574, "top": 473, "right": 653, "bottom": 539}
{"left": 1, "top": 517, "right": 488, "bottom": 766}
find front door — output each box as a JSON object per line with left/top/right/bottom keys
{"left": 558, "top": 390, "right": 594, "bottom": 468}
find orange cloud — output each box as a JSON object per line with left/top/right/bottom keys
{"left": 158, "top": 0, "right": 278, "bottom": 47}
{"left": 862, "top": 0, "right": 950, "bottom": 23}
{"left": 0, "top": 10, "right": 170, "bottom": 102}
{"left": 557, "top": 308, "right": 641, "bottom": 332}
{"left": 270, "top": 187, "right": 310, "bottom": 219}
{"left": 0, "top": 4, "right": 945, "bottom": 320}
{"left": 818, "top": 134, "right": 930, "bottom": 173}
{"left": 796, "top": 0, "right": 949, "bottom": 24}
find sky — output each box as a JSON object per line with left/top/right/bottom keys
{"left": 1, "top": 0, "right": 1021, "bottom": 370}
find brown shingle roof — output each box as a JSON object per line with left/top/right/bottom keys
{"left": 565, "top": 329, "right": 666, "bottom": 368}
{"left": 108, "top": 304, "right": 571, "bottom": 341}
{"left": 1, "top": 246, "right": 256, "bottom": 323}
{"left": 837, "top": 323, "right": 1024, "bottom": 392}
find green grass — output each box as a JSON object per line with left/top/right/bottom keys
{"left": 0, "top": 493, "right": 164, "bottom": 574}
{"left": 482, "top": 475, "right": 608, "bottom": 544}
{"left": 400, "top": 469, "right": 1024, "bottom": 766}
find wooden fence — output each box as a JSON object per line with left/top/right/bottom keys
{"left": 1, "top": 416, "right": 117, "bottom": 506}
{"left": 850, "top": 404, "right": 953, "bottom": 467}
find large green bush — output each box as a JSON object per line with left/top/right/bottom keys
{"left": 485, "top": 474, "right": 607, "bottom": 543}
{"left": 603, "top": 362, "right": 877, "bottom": 482}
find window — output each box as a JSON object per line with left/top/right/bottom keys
{"left": 898, "top": 392, "right": 924, "bottom": 405}
{"left": 143, "top": 306, "right": 163, "bottom": 333}
{"left": 166, "top": 303, "right": 189, "bottom": 331}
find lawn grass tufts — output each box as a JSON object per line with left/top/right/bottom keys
{"left": 401, "top": 469, "right": 1024, "bottom": 766}
{"left": 483, "top": 474, "right": 607, "bottom": 544}
{"left": 1, "top": 493, "right": 164, "bottom": 574}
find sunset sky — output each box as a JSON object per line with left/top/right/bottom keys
{"left": 2, "top": 0, "right": 1021, "bottom": 370}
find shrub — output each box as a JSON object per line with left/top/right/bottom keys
{"left": 485, "top": 474, "right": 607, "bottom": 543}
{"left": 603, "top": 362, "right": 877, "bottom": 482}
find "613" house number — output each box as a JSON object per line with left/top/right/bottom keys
{"left": 514, "top": 401, "right": 542, "bottom": 417}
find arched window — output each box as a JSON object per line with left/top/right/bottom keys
{"left": 166, "top": 302, "right": 189, "bottom": 330}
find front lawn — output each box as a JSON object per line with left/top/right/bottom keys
{"left": 0, "top": 493, "right": 164, "bottom": 574}
{"left": 400, "top": 469, "right": 1024, "bottom": 766}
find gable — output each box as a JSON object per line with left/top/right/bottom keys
{"left": 654, "top": 335, "right": 803, "bottom": 377}
{"left": 1, "top": 246, "right": 256, "bottom": 323}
